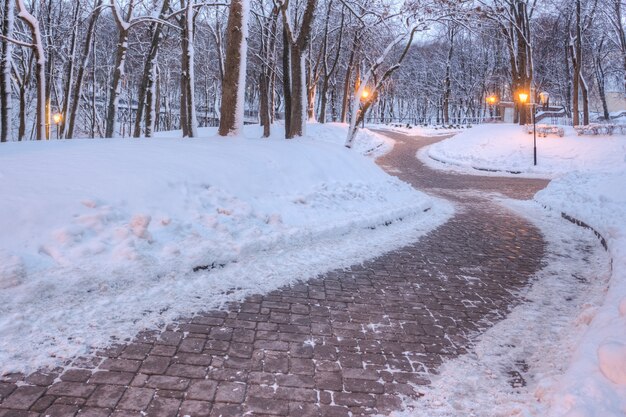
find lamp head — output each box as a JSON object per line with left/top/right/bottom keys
{"left": 518, "top": 93, "right": 529, "bottom": 104}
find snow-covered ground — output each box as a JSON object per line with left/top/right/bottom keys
{"left": 421, "top": 123, "right": 626, "bottom": 177}
{"left": 535, "top": 172, "right": 626, "bottom": 417}
{"left": 404, "top": 124, "right": 626, "bottom": 416}
{"left": 0, "top": 123, "right": 452, "bottom": 375}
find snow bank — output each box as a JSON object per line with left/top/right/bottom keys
{"left": 534, "top": 170, "right": 626, "bottom": 416}
{"left": 423, "top": 124, "right": 626, "bottom": 177}
{"left": 0, "top": 123, "right": 451, "bottom": 374}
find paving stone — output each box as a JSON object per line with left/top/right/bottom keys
{"left": 116, "top": 387, "right": 154, "bottom": 411}
{"left": 145, "top": 396, "right": 180, "bottom": 417}
{"left": 100, "top": 359, "right": 141, "bottom": 373}
{"left": 186, "top": 380, "right": 217, "bottom": 401}
{"left": 214, "top": 382, "right": 246, "bottom": 403}
{"left": 30, "top": 395, "right": 56, "bottom": 412}
{"left": 77, "top": 407, "right": 112, "bottom": 417}
{"left": 42, "top": 404, "right": 80, "bottom": 416}
{"left": 24, "top": 371, "right": 57, "bottom": 386}
{"left": 85, "top": 384, "right": 126, "bottom": 408}
{"left": 0, "top": 410, "right": 38, "bottom": 417}
{"left": 61, "top": 369, "right": 93, "bottom": 383}
{"left": 165, "top": 364, "right": 206, "bottom": 379}
{"left": 88, "top": 372, "right": 134, "bottom": 386}
{"left": 0, "top": 385, "right": 46, "bottom": 409}
{"left": 144, "top": 375, "right": 189, "bottom": 391}
{"left": 0, "top": 383, "right": 17, "bottom": 401}
{"left": 178, "top": 399, "right": 211, "bottom": 417}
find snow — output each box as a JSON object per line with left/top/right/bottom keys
{"left": 0, "top": 122, "right": 452, "bottom": 375}
{"left": 421, "top": 123, "right": 626, "bottom": 177}
{"left": 534, "top": 170, "right": 626, "bottom": 417}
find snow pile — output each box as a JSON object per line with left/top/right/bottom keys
{"left": 534, "top": 170, "right": 626, "bottom": 416}
{"left": 423, "top": 124, "right": 626, "bottom": 177}
{"left": 0, "top": 123, "right": 451, "bottom": 374}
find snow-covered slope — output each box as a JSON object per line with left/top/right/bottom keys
{"left": 0, "top": 123, "right": 452, "bottom": 374}
{"left": 422, "top": 124, "right": 626, "bottom": 177}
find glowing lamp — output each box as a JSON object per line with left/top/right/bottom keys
{"left": 518, "top": 93, "right": 529, "bottom": 104}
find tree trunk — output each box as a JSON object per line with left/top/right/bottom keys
{"left": 17, "top": 0, "right": 46, "bottom": 140}
{"left": 443, "top": 28, "right": 455, "bottom": 125}
{"left": 218, "top": 0, "right": 249, "bottom": 136}
{"left": 145, "top": 58, "right": 158, "bottom": 137}
{"left": 59, "top": 1, "right": 80, "bottom": 139}
{"left": 282, "top": 26, "right": 291, "bottom": 134}
{"left": 105, "top": 0, "right": 134, "bottom": 138}
{"left": 580, "top": 73, "right": 589, "bottom": 125}
{"left": 180, "top": 0, "right": 198, "bottom": 137}
{"left": 319, "top": 78, "right": 329, "bottom": 123}
{"left": 67, "top": 0, "right": 102, "bottom": 139}
{"left": 18, "top": 83, "right": 26, "bottom": 140}
{"left": 133, "top": 0, "right": 168, "bottom": 138}
{"left": 287, "top": 46, "right": 306, "bottom": 138}
{"left": 340, "top": 34, "right": 357, "bottom": 123}
{"left": 259, "top": 72, "right": 270, "bottom": 137}
{"left": 105, "top": 28, "right": 128, "bottom": 138}
{"left": 0, "top": 0, "right": 15, "bottom": 142}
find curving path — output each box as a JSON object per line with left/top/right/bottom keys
{"left": 1, "top": 131, "right": 550, "bottom": 417}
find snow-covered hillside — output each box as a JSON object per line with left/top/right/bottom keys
{"left": 0, "top": 123, "right": 452, "bottom": 374}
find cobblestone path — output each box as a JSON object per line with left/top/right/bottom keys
{"left": 0, "top": 131, "right": 550, "bottom": 417}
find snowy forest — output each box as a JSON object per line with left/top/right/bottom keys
{"left": 0, "top": 0, "right": 623, "bottom": 142}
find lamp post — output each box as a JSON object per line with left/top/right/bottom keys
{"left": 52, "top": 113, "right": 63, "bottom": 139}
{"left": 360, "top": 89, "right": 369, "bottom": 128}
{"left": 518, "top": 92, "right": 537, "bottom": 166}
{"left": 486, "top": 95, "right": 498, "bottom": 121}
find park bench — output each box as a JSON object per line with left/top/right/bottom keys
{"left": 574, "top": 123, "right": 626, "bottom": 135}
{"left": 525, "top": 124, "right": 565, "bottom": 137}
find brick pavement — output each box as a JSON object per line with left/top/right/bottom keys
{"left": 0, "top": 131, "right": 549, "bottom": 416}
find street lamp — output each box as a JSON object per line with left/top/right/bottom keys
{"left": 539, "top": 91, "right": 550, "bottom": 110}
{"left": 518, "top": 92, "right": 537, "bottom": 166}
{"left": 52, "top": 112, "right": 63, "bottom": 139}
{"left": 360, "top": 89, "right": 370, "bottom": 128}
{"left": 486, "top": 95, "right": 498, "bottom": 120}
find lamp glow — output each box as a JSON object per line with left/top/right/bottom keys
{"left": 518, "top": 92, "right": 529, "bottom": 104}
